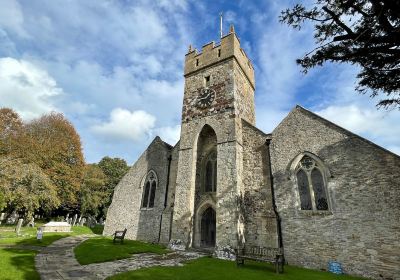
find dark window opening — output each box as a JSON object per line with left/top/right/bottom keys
{"left": 149, "top": 181, "right": 157, "bottom": 208}
{"left": 142, "top": 181, "right": 150, "bottom": 208}
{"left": 311, "top": 169, "right": 328, "bottom": 210}
{"left": 196, "top": 59, "right": 199, "bottom": 66}
{"left": 218, "top": 49, "right": 221, "bottom": 57}
{"left": 205, "top": 75, "right": 210, "bottom": 87}
{"left": 297, "top": 169, "right": 312, "bottom": 210}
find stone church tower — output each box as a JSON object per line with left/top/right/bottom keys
{"left": 169, "top": 26, "right": 266, "bottom": 256}
{"left": 104, "top": 26, "right": 400, "bottom": 279}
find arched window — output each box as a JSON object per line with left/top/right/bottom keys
{"left": 141, "top": 171, "right": 157, "bottom": 209}
{"left": 295, "top": 155, "right": 329, "bottom": 211}
{"left": 204, "top": 151, "right": 217, "bottom": 192}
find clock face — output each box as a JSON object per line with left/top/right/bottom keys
{"left": 196, "top": 88, "right": 215, "bottom": 108}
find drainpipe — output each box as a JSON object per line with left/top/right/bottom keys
{"left": 265, "top": 139, "right": 284, "bottom": 259}
{"left": 158, "top": 154, "right": 172, "bottom": 243}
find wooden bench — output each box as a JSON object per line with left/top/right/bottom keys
{"left": 113, "top": 228, "right": 127, "bottom": 244}
{"left": 235, "top": 246, "right": 284, "bottom": 273}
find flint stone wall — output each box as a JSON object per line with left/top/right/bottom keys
{"left": 103, "top": 137, "right": 171, "bottom": 243}
{"left": 271, "top": 106, "right": 400, "bottom": 280}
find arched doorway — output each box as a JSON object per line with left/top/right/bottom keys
{"left": 200, "top": 207, "right": 216, "bottom": 247}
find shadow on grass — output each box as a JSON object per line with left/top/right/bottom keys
{"left": 0, "top": 248, "right": 40, "bottom": 280}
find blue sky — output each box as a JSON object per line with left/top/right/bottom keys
{"left": 0, "top": 0, "right": 399, "bottom": 164}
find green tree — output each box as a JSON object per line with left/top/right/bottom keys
{"left": 80, "top": 164, "right": 107, "bottom": 217}
{"left": 98, "top": 157, "right": 129, "bottom": 216}
{"left": 22, "top": 113, "right": 85, "bottom": 211}
{"left": 0, "top": 157, "right": 60, "bottom": 221}
{"left": 0, "top": 108, "right": 23, "bottom": 155}
{"left": 280, "top": 0, "right": 400, "bottom": 108}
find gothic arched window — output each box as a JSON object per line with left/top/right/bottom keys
{"left": 141, "top": 171, "right": 157, "bottom": 209}
{"left": 295, "top": 155, "right": 329, "bottom": 211}
{"left": 204, "top": 151, "right": 217, "bottom": 192}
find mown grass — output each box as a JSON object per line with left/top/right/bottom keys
{"left": 0, "top": 223, "right": 103, "bottom": 246}
{"left": 108, "top": 257, "right": 366, "bottom": 280}
{"left": 0, "top": 223, "right": 104, "bottom": 280}
{"left": 0, "top": 248, "right": 40, "bottom": 280}
{"left": 74, "top": 237, "right": 169, "bottom": 265}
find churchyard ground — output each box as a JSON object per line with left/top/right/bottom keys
{"left": 0, "top": 222, "right": 102, "bottom": 280}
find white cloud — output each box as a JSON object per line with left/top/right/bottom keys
{"left": 155, "top": 125, "right": 181, "bottom": 145}
{"left": 316, "top": 105, "right": 400, "bottom": 155}
{"left": 0, "top": 57, "right": 62, "bottom": 120}
{"left": 91, "top": 108, "right": 156, "bottom": 142}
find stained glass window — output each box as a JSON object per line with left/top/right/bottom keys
{"left": 311, "top": 169, "right": 328, "bottom": 210}
{"left": 296, "top": 155, "right": 329, "bottom": 211}
{"left": 297, "top": 169, "right": 312, "bottom": 210}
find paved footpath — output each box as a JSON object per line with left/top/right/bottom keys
{"left": 35, "top": 235, "right": 206, "bottom": 280}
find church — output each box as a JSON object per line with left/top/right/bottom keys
{"left": 104, "top": 26, "right": 400, "bottom": 279}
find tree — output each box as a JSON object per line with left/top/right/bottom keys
{"left": 0, "top": 157, "right": 60, "bottom": 221}
{"left": 80, "top": 164, "right": 108, "bottom": 217}
{"left": 21, "top": 113, "right": 85, "bottom": 211}
{"left": 98, "top": 157, "right": 129, "bottom": 215}
{"left": 280, "top": 0, "right": 400, "bottom": 108}
{"left": 0, "top": 108, "right": 23, "bottom": 155}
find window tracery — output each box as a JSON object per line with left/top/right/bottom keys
{"left": 204, "top": 150, "right": 217, "bottom": 192}
{"left": 295, "top": 155, "right": 329, "bottom": 211}
{"left": 141, "top": 171, "right": 157, "bottom": 209}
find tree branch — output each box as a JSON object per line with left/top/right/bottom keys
{"left": 322, "top": 6, "right": 355, "bottom": 36}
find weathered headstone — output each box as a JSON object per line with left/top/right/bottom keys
{"left": 72, "top": 214, "right": 78, "bottom": 226}
{"left": 16, "top": 218, "right": 23, "bottom": 236}
{"left": 65, "top": 213, "right": 70, "bottom": 222}
{"left": 28, "top": 217, "right": 35, "bottom": 227}
{"left": 79, "top": 218, "right": 86, "bottom": 226}
{"left": 0, "top": 213, "right": 5, "bottom": 225}
{"left": 78, "top": 215, "right": 82, "bottom": 224}
{"left": 68, "top": 217, "right": 72, "bottom": 224}
{"left": 99, "top": 218, "right": 104, "bottom": 225}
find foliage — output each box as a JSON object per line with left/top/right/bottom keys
{"left": 109, "top": 257, "right": 366, "bottom": 280}
{"left": 98, "top": 157, "right": 129, "bottom": 215}
{"left": 74, "top": 237, "right": 169, "bottom": 265}
{"left": 21, "top": 113, "right": 85, "bottom": 210}
{"left": 280, "top": 0, "right": 400, "bottom": 108}
{"left": 0, "top": 108, "right": 22, "bottom": 156}
{"left": 0, "top": 249, "right": 40, "bottom": 280}
{"left": 0, "top": 158, "right": 60, "bottom": 221}
{"left": 80, "top": 164, "right": 108, "bottom": 217}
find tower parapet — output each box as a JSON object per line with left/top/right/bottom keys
{"left": 184, "top": 27, "right": 255, "bottom": 89}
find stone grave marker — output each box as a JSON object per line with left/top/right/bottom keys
{"left": 79, "top": 218, "right": 86, "bottom": 226}
{"left": 16, "top": 218, "right": 23, "bottom": 236}
{"left": 72, "top": 214, "right": 78, "bottom": 226}
{"left": 28, "top": 217, "right": 35, "bottom": 227}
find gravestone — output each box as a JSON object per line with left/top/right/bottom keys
{"left": 78, "top": 215, "right": 82, "bottom": 224}
{"left": 0, "top": 213, "right": 5, "bottom": 225}
{"left": 7, "top": 212, "right": 18, "bottom": 224}
{"left": 16, "top": 219, "right": 23, "bottom": 236}
{"left": 72, "top": 214, "right": 78, "bottom": 226}
{"left": 68, "top": 218, "right": 72, "bottom": 224}
{"left": 65, "top": 213, "right": 70, "bottom": 222}
{"left": 28, "top": 217, "right": 35, "bottom": 227}
{"left": 79, "top": 218, "right": 86, "bottom": 226}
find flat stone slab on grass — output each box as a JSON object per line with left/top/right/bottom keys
{"left": 35, "top": 235, "right": 206, "bottom": 280}
{"left": 42, "top": 221, "right": 72, "bottom": 233}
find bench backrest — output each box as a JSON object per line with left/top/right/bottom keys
{"left": 115, "top": 228, "right": 127, "bottom": 238}
{"left": 243, "top": 246, "right": 283, "bottom": 257}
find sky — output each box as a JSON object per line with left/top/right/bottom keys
{"left": 0, "top": 0, "right": 399, "bottom": 164}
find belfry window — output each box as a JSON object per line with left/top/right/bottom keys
{"left": 141, "top": 171, "right": 157, "bottom": 209}
{"left": 295, "top": 155, "right": 329, "bottom": 211}
{"left": 204, "top": 151, "right": 217, "bottom": 192}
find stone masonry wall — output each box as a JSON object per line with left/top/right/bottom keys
{"left": 271, "top": 106, "right": 400, "bottom": 279}
{"left": 242, "top": 120, "right": 278, "bottom": 248}
{"left": 104, "top": 137, "right": 171, "bottom": 243}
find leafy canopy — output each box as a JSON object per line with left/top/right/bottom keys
{"left": 280, "top": 0, "right": 400, "bottom": 108}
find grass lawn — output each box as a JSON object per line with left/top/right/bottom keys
{"left": 0, "top": 248, "right": 40, "bottom": 280}
{"left": 0, "top": 223, "right": 103, "bottom": 246}
{"left": 74, "top": 237, "right": 170, "bottom": 265}
{"left": 0, "top": 223, "right": 104, "bottom": 280}
{"left": 108, "top": 257, "right": 366, "bottom": 280}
